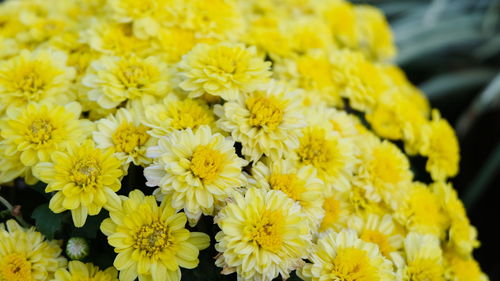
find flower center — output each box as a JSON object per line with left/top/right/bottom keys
{"left": 111, "top": 122, "right": 150, "bottom": 154}
{"left": 169, "top": 101, "right": 214, "bottom": 130}
{"left": 17, "top": 72, "right": 45, "bottom": 94}
{"left": 360, "top": 230, "right": 393, "bottom": 258}
{"left": 134, "top": 221, "right": 172, "bottom": 257}
{"left": 26, "top": 118, "right": 54, "bottom": 145}
{"left": 71, "top": 157, "right": 101, "bottom": 188}
{"left": 369, "top": 147, "right": 402, "bottom": 184}
{"left": 330, "top": 248, "right": 377, "bottom": 281}
{"left": 297, "top": 128, "right": 337, "bottom": 170}
{"left": 190, "top": 145, "right": 223, "bottom": 183}
{"left": 247, "top": 210, "right": 283, "bottom": 252}
{"left": 246, "top": 95, "right": 284, "bottom": 130}
{"left": 268, "top": 173, "right": 304, "bottom": 201}
{"left": 116, "top": 62, "right": 152, "bottom": 92}
{"left": 0, "top": 253, "right": 32, "bottom": 281}
{"left": 405, "top": 258, "right": 444, "bottom": 281}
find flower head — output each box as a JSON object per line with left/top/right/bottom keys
{"left": 33, "top": 140, "right": 123, "bottom": 227}
{"left": 145, "top": 126, "right": 247, "bottom": 225}
{"left": 0, "top": 220, "right": 66, "bottom": 281}
{"left": 215, "top": 188, "right": 311, "bottom": 281}
{"left": 179, "top": 43, "right": 271, "bottom": 100}
{"left": 52, "top": 261, "right": 118, "bottom": 281}
{"left": 100, "top": 190, "right": 210, "bottom": 281}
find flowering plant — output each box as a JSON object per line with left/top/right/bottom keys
{"left": 0, "top": 0, "right": 489, "bottom": 281}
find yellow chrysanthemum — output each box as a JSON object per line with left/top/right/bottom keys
{"left": 249, "top": 159, "right": 324, "bottom": 228}
{"left": 215, "top": 188, "right": 311, "bottom": 281}
{"left": 100, "top": 189, "right": 210, "bottom": 281}
{"left": 355, "top": 5, "right": 396, "bottom": 61}
{"left": 144, "top": 126, "right": 247, "bottom": 225}
{"left": 82, "top": 55, "right": 171, "bottom": 109}
{"left": 215, "top": 81, "right": 305, "bottom": 162}
{"left": 185, "top": 0, "right": 244, "bottom": 39}
{"left": 348, "top": 214, "right": 403, "bottom": 258}
{"left": 33, "top": 140, "right": 123, "bottom": 227}
{"left": 315, "top": 0, "right": 358, "bottom": 48}
{"left": 422, "top": 110, "right": 460, "bottom": 181}
{"left": 0, "top": 49, "right": 75, "bottom": 112}
{"left": 86, "top": 21, "right": 151, "bottom": 56}
{"left": 0, "top": 220, "right": 66, "bottom": 281}
{"left": 394, "top": 182, "right": 448, "bottom": 238}
{"left": 300, "top": 229, "right": 394, "bottom": 281}
{"left": 154, "top": 27, "right": 200, "bottom": 63}
{"left": 144, "top": 93, "right": 217, "bottom": 138}
{"left": 0, "top": 102, "right": 92, "bottom": 169}
{"left": 394, "top": 232, "right": 445, "bottom": 281}
{"left": 94, "top": 108, "right": 153, "bottom": 167}
{"left": 292, "top": 106, "right": 358, "bottom": 194}
{"left": 0, "top": 148, "right": 37, "bottom": 185}
{"left": 319, "top": 192, "right": 350, "bottom": 232}
{"left": 178, "top": 43, "right": 271, "bottom": 100}
{"left": 356, "top": 138, "right": 413, "bottom": 207}
{"left": 52, "top": 261, "right": 118, "bottom": 281}
{"left": 444, "top": 252, "right": 489, "bottom": 281}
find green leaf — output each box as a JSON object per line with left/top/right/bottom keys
{"left": 31, "top": 204, "right": 64, "bottom": 239}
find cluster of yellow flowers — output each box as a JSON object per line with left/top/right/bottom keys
{"left": 0, "top": 0, "right": 488, "bottom": 281}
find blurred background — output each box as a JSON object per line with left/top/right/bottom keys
{"left": 355, "top": 0, "right": 500, "bottom": 279}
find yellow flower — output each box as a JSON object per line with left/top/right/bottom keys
{"left": 292, "top": 106, "right": 357, "bottom": 194}
{"left": 0, "top": 146, "right": 37, "bottom": 185}
{"left": 444, "top": 251, "right": 489, "bottom": 281}
{"left": 348, "top": 214, "right": 403, "bottom": 258}
{"left": 0, "top": 102, "right": 92, "bottom": 169}
{"left": 33, "top": 140, "right": 123, "bottom": 227}
{"left": 144, "top": 126, "right": 247, "bottom": 225}
{"left": 356, "top": 138, "right": 413, "bottom": 207}
{"left": 314, "top": 0, "right": 358, "bottom": 48}
{"left": 422, "top": 110, "right": 460, "bottom": 181}
{"left": 178, "top": 43, "right": 271, "bottom": 100}
{"left": 249, "top": 159, "right": 324, "bottom": 229}
{"left": 52, "top": 261, "right": 118, "bottom": 281}
{"left": 215, "top": 81, "right": 305, "bottom": 162}
{"left": 394, "top": 182, "right": 448, "bottom": 238}
{"left": 0, "top": 49, "right": 75, "bottom": 112}
{"left": 0, "top": 220, "right": 66, "bottom": 281}
{"left": 300, "top": 229, "right": 394, "bottom": 281}
{"left": 215, "top": 188, "right": 311, "bottom": 281}
{"left": 154, "top": 27, "right": 199, "bottom": 63}
{"left": 319, "top": 193, "right": 350, "bottom": 232}
{"left": 395, "top": 232, "right": 445, "bottom": 281}
{"left": 100, "top": 189, "right": 210, "bottom": 281}
{"left": 86, "top": 21, "right": 151, "bottom": 56}
{"left": 144, "top": 93, "right": 217, "bottom": 138}
{"left": 355, "top": 5, "right": 396, "bottom": 61}
{"left": 82, "top": 54, "right": 171, "bottom": 109}
{"left": 94, "top": 108, "right": 153, "bottom": 167}
{"left": 186, "top": 0, "right": 244, "bottom": 39}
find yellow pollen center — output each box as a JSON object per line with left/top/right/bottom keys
{"left": 116, "top": 62, "right": 152, "bottom": 92}
{"left": 297, "top": 129, "right": 337, "bottom": 170}
{"left": 190, "top": 145, "right": 223, "bottom": 183}
{"left": 26, "top": 118, "right": 54, "bottom": 145}
{"left": 247, "top": 210, "right": 283, "bottom": 252}
{"left": 330, "top": 248, "right": 377, "bottom": 281}
{"left": 169, "top": 101, "right": 214, "bottom": 130}
{"left": 134, "top": 221, "right": 171, "bottom": 257}
{"left": 360, "top": 230, "right": 393, "bottom": 257}
{"left": 0, "top": 253, "right": 32, "bottom": 281}
{"left": 246, "top": 95, "right": 284, "bottom": 129}
{"left": 71, "top": 157, "right": 101, "bottom": 188}
{"left": 268, "top": 173, "right": 305, "bottom": 201}
{"left": 405, "top": 259, "right": 444, "bottom": 281}
{"left": 111, "top": 122, "right": 149, "bottom": 154}
{"left": 369, "top": 147, "right": 402, "bottom": 184}
{"left": 17, "top": 72, "right": 45, "bottom": 94}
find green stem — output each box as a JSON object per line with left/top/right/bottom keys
{"left": 0, "top": 194, "right": 30, "bottom": 227}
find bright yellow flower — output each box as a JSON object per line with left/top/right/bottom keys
{"left": 52, "top": 261, "right": 118, "bottom": 281}
{"left": 186, "top": 0, "right": 244, "bottom": 39}
{"left": 0, "top": 220, "right": 66, "bottom": 281}
{"left": 178, "top": 43, "right": 271, "bottom": 101}
{"left": 33, "top": 140, "right": 123, "bottom": 227}
{"left": 395, "top": 232, "right": 445, "bottom": 281}
{"left": 144, "top": 93, "right": 217, "bottom": 138}
{"left": 82, "top": 54, "right": 171, "bottom": 109}
{"left": 300, "top": 229, "right": 394, "bottom": 281}
{"left": 86, "top": 21, "right": 151, "bottom": 56}
{"left": 215, "top": 188, "right": 311, "bottom": 281}
{"left": 215, "top": 81, "right": 305, "bottom": 162}
{"left": 319, "top": 192, "right": 350, "bottom": 232}
{"left": 355, "top": 5, "right": 396, "bottom": 61}
{"left": 100, "top": 189, "right": 210, "bottom": 281}
{"left": 0, "top": 49, "right": 75, "bottom": 112}
{"left": 249, "top": 159, "right": 324, "bottom": 229}
{"left": 0, "top": 102, "right": 92, "bottom": 168}
{"left": 444, "top": 251, "right": 489, "bottom": 281}
{"left": 144, "top": 126, "right": 247, "bottom": 225}
{"left": 422, "top": 110, "right": 460, "bottom": 181}
{"left": 348, "top": 214, "right": 403, "bottom": 258}
{"left": 94, "top": 108, "right": 153, "bottom": 167}
{"left": 314, "top": 0, "right": 358, "bottom": 48}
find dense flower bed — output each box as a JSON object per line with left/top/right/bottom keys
{"left": 0, "top": 0, "right": 489, "bottom": 281}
